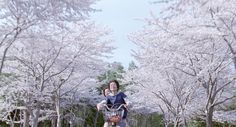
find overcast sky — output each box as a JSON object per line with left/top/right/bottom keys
{"left": 91, "top": 0, "right": 160, "bottom": 68}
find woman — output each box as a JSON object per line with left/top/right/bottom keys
{"left": 105, "top": 80, "right": 130, "bottom": 127}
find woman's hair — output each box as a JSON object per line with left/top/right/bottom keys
{"left": 102, "top": 88, "right": 108, "bottom": 97}
{"left": 108, "top": 79, "right": 120, "bottom": 91}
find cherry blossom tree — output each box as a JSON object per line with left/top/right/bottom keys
{"left": 2, "top": 21, "right": 113, "bottom": 127}
{"left": 0, "top": 0, "right": 115, "bottom": 127}
{"left": 126, "top": 0, "right": 236, "bottom": 127}
{"left": 0, "top": 0, "right": 96, "bottom": 74}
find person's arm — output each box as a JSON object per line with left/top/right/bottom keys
{"left": 124, "top": 97, "right": 132, "bottom": 109}
{"left": 124, "top": 98, "right": 131, "bottom": 106}
{"left": 97, "top": 100, "right": 106, "bottom": 111}
{"left": 122, "top": 92, "right": 132, "bottom": 109}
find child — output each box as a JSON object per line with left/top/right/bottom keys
{"left": 97, "top": 87, "right": 110, "bottom": 110}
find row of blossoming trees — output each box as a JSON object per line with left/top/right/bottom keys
{"left": 125, "top": 0, "right": 236, "bottom": 127}
{"left": 0, "top": 0, "right": 115, "bottom": 127}
{"left": 1, "top": 0, "right": 236, "bottom": 127}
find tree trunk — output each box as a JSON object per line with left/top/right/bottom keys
{"left": 144, "top": 116, "right": 147, "bottom": 127}
{"left": 32, "top": 107, "right": 40, "bottom": 127}
{"left": 183, "top": 117, "right": 188, "bottom": 127}
{"left": 174, "top": 117, "right": 180, "bottom": 127}
{"left": 93, "top": 111, "right": 99, "bottom": 127}
{"left": 163, "top": 115, "right": 168, "bottom": 127}
{"left": 51, "top": 119, "right": 56, "bottom": 127}
{"left": 181, "top": 110, "right": 188, "bottom": 127}
{"left": 9, "top": 122, "right": 14, "bottom": 127}
{"left": 206, "top": 106, "right": 214, "bottom": 127}
{"left": 69, "top": 119, "right": 74, "bottom": 127}
{"left": 56, "top": 97, "right": 61, "bottom": 127}
{"left": 23, "top": 110, "right": 30, "bottom": 127}
{"left": 57, "top": 114, "right": 61, "bottom": 127}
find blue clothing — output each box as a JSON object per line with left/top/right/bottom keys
{"left": 106, "top": 92, "right": 128, "bottom": 119}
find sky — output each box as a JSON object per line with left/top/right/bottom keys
{"left": 91, "top": 0, "right": 161, "bottom": 68}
